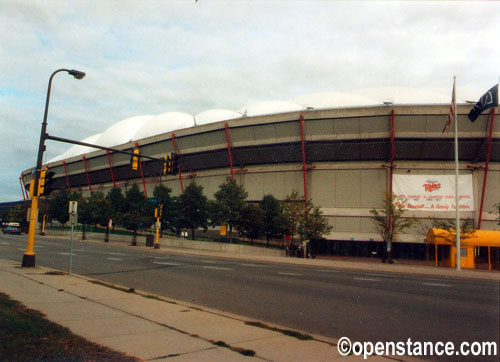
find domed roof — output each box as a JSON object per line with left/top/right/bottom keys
{"left": 350, "top": 87, "right": 451, "bottom": 104}
{"left": 238, "top": 100, "right": 306, "bottom": 117}
{"left": 96, "top": 115, "right": 154, "bottom": 147}
{"left": 194, "top": 109, "right": 243, "bottom": 126}
{"left": 48, "top": 133, "right": 102, "bottom": 163}
{"left": 133, "top": 112, "right": 195, "bottom": 141}
{"left": 292, "top": 92, "right": 378, "bottom": 109}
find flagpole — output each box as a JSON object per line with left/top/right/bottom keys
{"left": 453, "top": 76, "right": 461, "bottom": 271}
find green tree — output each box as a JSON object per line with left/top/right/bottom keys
{"left": 79, "top": 192, "right": 111, "bottom": 241}
{"left": 211, "top": 177, "right": 248, "bottom": 242}
{"left": 5, "top": 205, "right": 26, "bottom": 224}
{"left": 239, "top": 203, "right": 264, "bottom": 244}
{"left": 260, "top": 195, "right": 287, "bottom": 247}
{"left": 370, "top": 193, "right": 415, "bottom": 262}
{"left": 153, "top": 185, "right": 177, "bottom": 236}
{"left": 431, "top": 218, "right": 475, "bottom": 243}
{"left": 121, "top": 184, "right": 154, "bottom": 245}
{"left": 179, "top": 182, "right": 208, "bottom": 240}
{"left": 282, "top": 191, "right": 304, "bottom": 245}
{"left": 106, "top": 187, "right": 126, "bottom": 232}
{"left": 298, "top": 203, "right": 332, "bottom": 243}
{"left": 48, "top": 189, "right": 81, "bottom": 225}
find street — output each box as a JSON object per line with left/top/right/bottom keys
{"left": 1, "top": 233, "right": 498, "bottom": 350}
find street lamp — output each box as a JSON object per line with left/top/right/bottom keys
{"left": 22, "top": 68, "right": 85, "bottom": 267}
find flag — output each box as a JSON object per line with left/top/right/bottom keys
{"left": 468, "top": 84, "right": 498, "bottom": 122}
{"left": 442, "top": 78, "right": 456, "bottom": 132}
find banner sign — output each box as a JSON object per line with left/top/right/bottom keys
{"left": 393, "top": 174, "right": 474, "bottom": 212}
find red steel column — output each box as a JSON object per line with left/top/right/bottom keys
{"left": 134, "top": 142, "right": 148, "bottom": 198}
{"left": 388, "top": 110, "right": 396, "bottom": 235}
{"left": 82, "top": 155, "right": 92, "bottom": 192}
{"left": 19, "top": 176, "right": 27, "bottom": 200}
{"left": 62, "top": 160, "right": 71, "bottom": 191}
{"left": 477, "top": 108, "right": 496, "bottom": 229}
{"left": 106, "top": 150, "right": 116, "bottom": 188}
{"left": 171, "top": 133, "right": 184, "bottom": 193}
{"left": 225, "top": 122, "right": 234, "bottom": 180}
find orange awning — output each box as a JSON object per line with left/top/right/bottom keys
{"left": 427, "top": 228, "right": 500, "bottom": 247}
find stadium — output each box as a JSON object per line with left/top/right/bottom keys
{"left": 20, "top": 87, "right": 499, "bottom": 259}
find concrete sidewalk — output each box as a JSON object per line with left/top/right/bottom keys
{"left": 0, "top": 257, "right": 362, "bottom": 361}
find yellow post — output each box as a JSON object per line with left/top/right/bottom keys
{"left": 488, "top": 246, "right": 491, "bottom": 271}
{"left": 154, "top": 216, "right": 160, "bottom": 249}
{"left": 41, "top": 214, "right": 46, "bottom": 236}
{"left": 22, "top": 196, "right": 39, "bottom": 267}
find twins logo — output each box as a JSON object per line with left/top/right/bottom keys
{"left": 423, "top": 181, "right": 441, "bottom": 192}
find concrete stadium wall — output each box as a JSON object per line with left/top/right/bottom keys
{"left": 23, "top": 104, "right": 500, "bottom": 244}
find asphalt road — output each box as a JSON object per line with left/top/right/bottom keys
{"left": 1, "top": 233, "right": 499, "bottom": 354}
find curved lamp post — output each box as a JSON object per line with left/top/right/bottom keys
{"left": 22, "top": 69, "right": 85, "bottom": 267}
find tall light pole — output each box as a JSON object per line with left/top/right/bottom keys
{"left": 22, "top": 68, "right": 85, "bottom": 267}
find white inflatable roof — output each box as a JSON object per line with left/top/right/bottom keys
{"left": 96, "top": 115, "right": 154, "bottom": 148}
{"left": 238, "top": 100, "right": 306, "bottom": 117}
{"left": 49, "top": 133, "right": 102, "bottom": 162}
{"left": 195, "top": 109, "right": 242, "bottom": 126}
{"left": 292, "top": 92, "right": 378, "bottom": 109}
{"left": 133, "top": 112, "right": 195, "bottom": 141}
{"left": 49, "top": 87, "right": 468, "bottom": 163}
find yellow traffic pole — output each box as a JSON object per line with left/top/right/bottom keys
{"left": 41, "top": 214, "right": 46, "bottom": 236}
{"left": 155, "top": 216, "right": 160, "bottom": 249}
{"left": 23, "top": 196, "right": 38, "bottom": 266}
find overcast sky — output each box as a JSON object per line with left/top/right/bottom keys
{"left": 0, "top": 0, "right": 498, "bottom": 202}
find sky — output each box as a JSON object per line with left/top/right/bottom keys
{"left": 0, "top": 0, "right": 498, "bottom": 203}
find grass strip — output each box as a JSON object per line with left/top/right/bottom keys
{"left": 0, "top": 292, "right": 139, "bottom": 361}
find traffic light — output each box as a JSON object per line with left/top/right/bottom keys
{"left": 163, "top": 155, "right": 168, "bottom": 175}
{"left": 37, "top": 167, "right": 55, "bottom": 197}
{"left": 37, "top": 168, "right": 47, "bottom": 196}
{"left": 162, "top": 153, "right": 179, "bottom": 175}
{"left": 131, "top": 148, "right": 140, "bottom": 171}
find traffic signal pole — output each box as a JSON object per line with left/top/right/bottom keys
{"left": 22, "top": 68, "right": 85, "bottom": 267}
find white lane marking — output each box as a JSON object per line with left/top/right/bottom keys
{"left": 106, "top": 252, "right": 125, "bottom": 256}
{"left": 423, "top": 282, "right": 452, "bottom": 287}
{"left": 278, "top": 272, "right": 301, "bottom": 276}
{"left": 202, "top": 260, "right": 218, "bottom": 264}
{"left": 60, "top": 252, "right": 72, "bottom": 255}
{"left": 317, "top": 269, "right": 340, "bottom": 273}
{"left": 241, "top": 263, "right": 267, "bottom": 267}
{"left": 107, "top": 257, "right": 122, "bottom": 261}
{"left": 154, "top": 262, "right": 183, "bottom": 266}
{"left": 18, "top": 248, "right": 26, "bottom": 251}
{"left": 73, "top": 249, "right": 85, "bottom": 252}
{"left": 354, "top": 277, "right": 381, "bottom": 282}
{"left": 0, "top": 242, "right": 10, "bottom": 245}
{"left": 203, "top": 266, "right": 232, "bottom": 271}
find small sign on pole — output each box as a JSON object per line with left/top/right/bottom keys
{"left": 220, "top": 224, "right": 227, "bottom": 236}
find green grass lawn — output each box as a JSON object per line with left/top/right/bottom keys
{"left": 0, "top": 292, "right": 139, "bottom": 361}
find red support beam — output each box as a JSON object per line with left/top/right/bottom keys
{"left": 171, "top": 133, "right": 184, "bottom": 193}
{"left": 82, "top": 155, "right": 92, "bottom": 192}
{"left": 477, "top": 108, "right": 496, "bottom": 229}
{"left": 134, "top": 142, "right": 148, "bottom": 199}
{"left": 62, "top": 160, "right": 71, "bottom": 191}
{"left": 19, "top": 176, "right": 27, "bottom": 201}
{"left": 388, "top": 110, "right": 396, "bottom": 235}
{"left": 106, "top": 150, "right": 116, "bottom": 188}
{"left": 225, "top": 122, "right": 234, "bottom": 180}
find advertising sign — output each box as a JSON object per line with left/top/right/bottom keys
{"left": 393, "top": 174, "right": 474, "bottom": 212}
